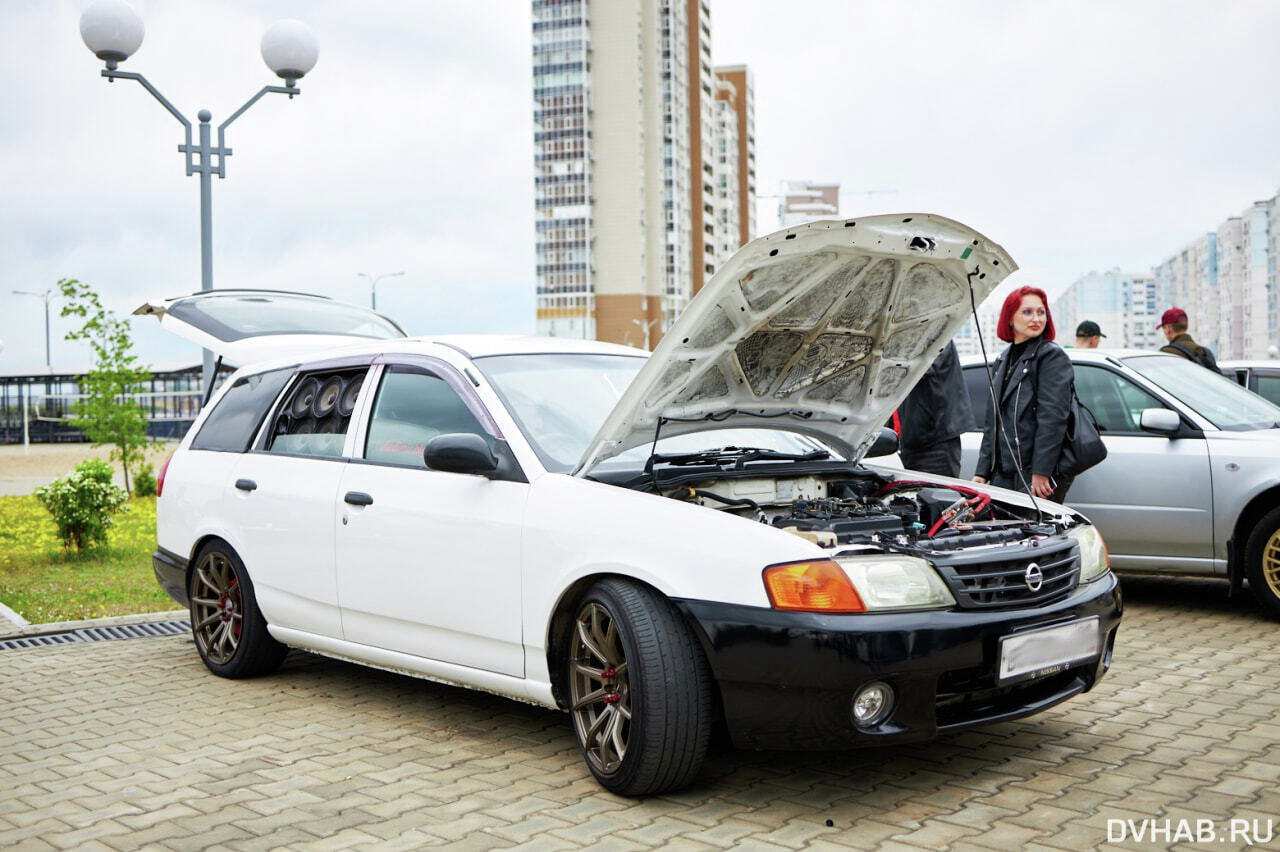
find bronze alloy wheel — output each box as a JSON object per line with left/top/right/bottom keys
{"left": 1264, "top": 528, "right": 1280, "bottom": 600}
{"left": 569, "top": 602, "right": 631, "bottom": 774}
{"left": 190, "top": 551, "right": 243, "bottom": 665}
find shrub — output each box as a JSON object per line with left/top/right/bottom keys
{"left": 34, "top": 458, "right": 129, "bottom": 551}
{"left": 133, "top": 462, "right": 157, "bottom": 498}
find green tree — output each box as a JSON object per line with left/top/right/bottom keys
{"left": 58, "top": 278, "right": 152, "bottom": 493}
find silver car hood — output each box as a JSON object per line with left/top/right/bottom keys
{"left": 573, "top": 214, "right": 1016, "bottom": 475}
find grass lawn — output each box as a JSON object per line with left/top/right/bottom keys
{"left": 0, "top": 495, "right": 176, "bottom": 624}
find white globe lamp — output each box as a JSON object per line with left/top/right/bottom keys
{"left": 261, "top": 20, "right": 319, "bottom": 87}
{"left": 79, "top": 0, "right": 145, "bottom": 67}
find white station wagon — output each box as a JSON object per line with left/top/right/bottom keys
{"left": 139, "top": 215, "right": 1120, "bottom": 795}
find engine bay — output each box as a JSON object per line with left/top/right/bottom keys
{"left": 663, "top": 468, "right": 1066, "bottom": 556}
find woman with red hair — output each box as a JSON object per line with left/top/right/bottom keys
{"left": 973, "top": 286, "right": 1075, "bottom": 501}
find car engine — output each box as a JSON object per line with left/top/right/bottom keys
{"left": 665, "top": 469, "right": 1066, "bottom": 557}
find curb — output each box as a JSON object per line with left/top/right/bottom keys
{"left": 0, "top": 609, "right": 188, "bottom": 639}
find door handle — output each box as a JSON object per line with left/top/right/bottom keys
{"left": 235, "top": 479, "right": 257, "bottom": 492}
{"left": 344, "top": 491, "right": 374, "bottom": 506}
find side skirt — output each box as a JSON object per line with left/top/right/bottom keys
{"left": 267, "top": 626, "right": 558, "bottom": 709}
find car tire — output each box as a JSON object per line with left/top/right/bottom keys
{"left": 566, "top": 578, "right": 713, "bottom": 796}
{"left": 1244, "top": 506, "right": 1280, "bottom": 619}
{"left": 188, "top": 542, "right": 287, "bottom": 678}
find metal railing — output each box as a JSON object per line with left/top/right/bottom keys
{"left": 0, "top": 368, "right": 224, "bottom": 446}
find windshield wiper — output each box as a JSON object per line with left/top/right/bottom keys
{"left": 645, "top": 445, "right": 830, "bottom": 472}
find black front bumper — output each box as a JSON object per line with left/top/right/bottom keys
{"left": 152, "top": 548, "right": 189, "bottom": 607}
{"left": 674, "top": 572, "right": 1121, "bottom": 750}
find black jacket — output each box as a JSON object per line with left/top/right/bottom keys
{"left": 975, "top": 340, "right": 1073, "bottom": 479}
{"left": 898, "top": 342, "right": 973, "bottom": 449}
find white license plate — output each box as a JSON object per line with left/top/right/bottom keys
{"left": 998, "top": 618, "right": 1100, "bottom": 683}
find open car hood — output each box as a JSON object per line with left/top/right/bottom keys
{"left": 573, "top": 214, "right": 1015, "bottom": 475}
{"left": 132, "top": 290, "right": 407, "bottom": 366}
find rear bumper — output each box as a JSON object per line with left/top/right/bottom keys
{"left": 152, "top": 548, "right": 189, "bottom": 607}
{"left": 674, "top": 572, "right": 1121, "bottom": 750}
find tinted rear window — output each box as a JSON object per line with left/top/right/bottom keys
{"left": 191, "top": 368, "right": 293, "bottom": 452}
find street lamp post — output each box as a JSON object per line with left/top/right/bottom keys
{"left": 357, "top": 272, "right": 405, "bottom": 312}
{"left": 12, "top": 289, "right": 56, "bottom": 370}
{"left": 79, "top": 0, "right": 319, "bottom": 391}
{"left": 630, "top": 317, "right": 661, "bottom": 350}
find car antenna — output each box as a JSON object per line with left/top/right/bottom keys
{"left": 968, "top": 267, "right": 1043, "bottom": 524}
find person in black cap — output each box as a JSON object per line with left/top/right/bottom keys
{"left": 1074, "top": 320, "right": 1105, "bottom": 349}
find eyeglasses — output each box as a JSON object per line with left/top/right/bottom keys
{"left": 1018, "top": 308, "right": 1047, "bottom": 319}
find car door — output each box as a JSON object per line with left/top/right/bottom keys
{"left": 1251, "top": 370, "right": 1280, "bottom": 407}
{"left": 1065, "top": 364, "right": 1214, "bottom": 571}
{"left": 227, "top": 364, "right": 373, "bottom": 639}
{"left": 335, "top": 360, "right": 528, "bottom": 677}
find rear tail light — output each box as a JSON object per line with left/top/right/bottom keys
{"left": 156, "top": 452, "right": 174, "bottom": 497}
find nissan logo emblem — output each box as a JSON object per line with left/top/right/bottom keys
{"left": 1024, "top": 562, "right": 1044, "bottom": 592}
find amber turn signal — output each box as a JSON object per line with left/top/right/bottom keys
{"left": 763, "top": 559, "right": 867, "bottom": 613}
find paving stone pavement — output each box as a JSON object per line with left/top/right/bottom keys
{"left": 3, "top": 575, "right": 1279, "bottom": 851}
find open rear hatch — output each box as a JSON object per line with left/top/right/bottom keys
{"left": 133, "top": 289, "right": 407, "bottom": 366}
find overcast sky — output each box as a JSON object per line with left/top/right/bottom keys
{"left": 2, "top": 0, "right": 1278, "bottom": 374}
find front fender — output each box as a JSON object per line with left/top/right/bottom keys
{"left": 520, "top": 474, "right": 822, "bottom": 666}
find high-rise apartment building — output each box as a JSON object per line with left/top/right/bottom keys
{"left": 1153, "top": 233, "right": 1219, "bottom": 353}
{"left": 1216, "top": 217, "right": 1246, "bottom": 358}
{"left": 713, "top": 66, "right": 755, "bottom": 253}
{"left": 531, "top": 0, "right": 593, "bottom": 340}
{"left": 1051, "top": 269, "right": 1160, "bottom": 349}
{"left": 531, "top": 0, "right": 755, "bottom": 348}
{"left": 1152, "top": 189, "right": 1278, "bottom": 359}
{"left": 778, "top": 180, "right": 840, "bottom": 229}
{"left": 952, "top": 300, "right": 1001, "bottom": 359}
{"left": 1242, "top": 199, "right": 1275, "bottom": 358}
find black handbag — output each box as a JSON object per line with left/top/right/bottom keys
{"left": 1056, "top": 391, "right": 1107, "bottom": 478}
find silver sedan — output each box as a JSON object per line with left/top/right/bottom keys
{"left": 959, "top": 349, "right": 1280, "bottom": 617}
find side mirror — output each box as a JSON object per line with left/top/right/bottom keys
{"left": 866, "top": 426, "right": 900, "bottom": 458}
{"left": 423, "top": 433, "right": 499, "bottom": 475}
{"left": 1139, "top": 408, "right": 1181, "bottom": 436}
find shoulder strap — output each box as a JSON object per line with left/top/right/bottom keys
{"left": 1168, "top": 341, "right": 1216, "bottom": 368}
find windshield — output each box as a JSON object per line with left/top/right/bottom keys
{"left": 477, "top": 353, "right": 647, "bottom": 472}
{"left": 477, "top": 353, "right": 841, "bottom": 472}
{"left": 1124, "top": 354, "right": 1280, "bottom": 431}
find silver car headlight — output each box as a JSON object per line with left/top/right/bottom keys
{"left": 835, "top": 555, "right": 956, "bottom": 611}
{"left": 1068, "top": 524, "right": 1110, "bottom": 583}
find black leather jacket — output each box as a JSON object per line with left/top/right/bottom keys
{"left": 975, "top": 340, "right": 1073, "bottom": 479}
{"left": 898, "top": 342, "right": 973, "bottom": 449}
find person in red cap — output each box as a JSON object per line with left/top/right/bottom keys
{"left": 1157, "top": 308, "right": 1218, "bottom": 372}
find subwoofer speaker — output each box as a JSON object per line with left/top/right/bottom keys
{"left": 312, "top": 376, "right": 344, "bottom": 418}
{"left": 337, "top": 374, "right": 363, "bottom": 417}
{"left": 289, "top": 377, "right": 322, "bottom": 419}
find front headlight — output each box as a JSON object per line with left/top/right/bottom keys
{"left": 835, "top": 555, "right": 956, "bottom": 611}
{"left": 1068, "top": 524, "right": 1110, "bottom": 582}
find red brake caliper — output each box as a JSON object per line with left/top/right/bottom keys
{"left": 601, "top": 667, "right": 620, "bottom": 704}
